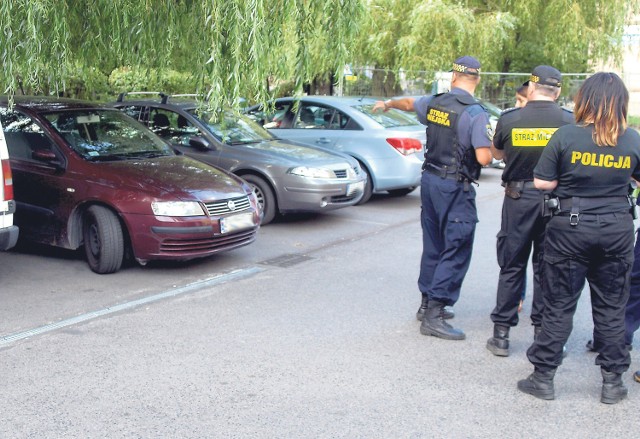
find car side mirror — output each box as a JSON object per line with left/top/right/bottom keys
{"left": 188, "top": 136, "right": 213, "bottom": 151}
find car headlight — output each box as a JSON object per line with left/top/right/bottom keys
{"left": 288, "top": 166, "right": 335, "bottom": 179}
{"left": 151, "top": 201, "right": 205, "bottom": 216}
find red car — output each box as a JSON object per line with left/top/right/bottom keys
{"left": 1, "top": 96, "right": 260, "bottom": 273}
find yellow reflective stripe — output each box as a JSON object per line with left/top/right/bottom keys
{"left": 511, "top": 128, "right": 558, "bottom": 147}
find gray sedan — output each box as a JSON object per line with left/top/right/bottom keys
{"left": 112, "top": 95, "right": 366, "bottom": 224}
{"left": 245, "top": 96, "right": 426, "bottom": 204}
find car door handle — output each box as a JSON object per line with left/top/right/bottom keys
{"left": 316, "top": 138, "right": 332, "bottom": 144}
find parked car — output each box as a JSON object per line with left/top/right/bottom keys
{"left": 0, "top": 122, "right": 18, "bottom": 251}
{"left": 111, "top": 93, "right": 366, "bottom": 224}
{"left": 245, "top": 96, "right": 426, "bottom": 204}
{"left": 1, "top": 96, "right": 261, "bottom": 274}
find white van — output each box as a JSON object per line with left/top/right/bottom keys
{"left": 0, "top": 119, "right": 18, "bottom": 250}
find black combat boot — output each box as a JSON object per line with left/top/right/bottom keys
{"left": 517, "top": 368, "right": 556, "bottom": 400}
{"left": 420, "top": 300, "right": 465, "bottom": 340}
{"left": 416, "top": 296, "right": 429, "bottom": 321}
{"left": 416, "top": 296, "right": 454, "bottom": 321}
{"left": 601, "top": 369, "right": 628, "bottom": 404}
{"left": 486, "top": 324, "right": 510, "bottom": 357}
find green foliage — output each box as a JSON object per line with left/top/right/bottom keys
{"left": 108, "top": 67, "right": 195, "bottom": 98}
{"left": 0, "top": 0, "right": 364, "bottom": 108}
{"left": 358, "top": 0, "right": 639, "bottom": 76}
{"left": 0, "top": 0, "right": 636, "bottom": 106}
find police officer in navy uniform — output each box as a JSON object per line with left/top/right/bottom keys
{"left": 486, "top": 66, "right": 574, "bottom": 356}
{"left": 374, "top": 56, "right": 492, "bottom": 340}
{"left": 517, "top": 72, "right": 640, "bottom": 403}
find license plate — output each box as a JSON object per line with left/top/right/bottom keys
{"left": 347, "top": 180, "right": 365, "bottom": 195}
{"left": 220, "top": 212, "right": 255, "bottom": 234}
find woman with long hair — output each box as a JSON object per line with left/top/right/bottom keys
{"left": 517, "top": 72, "right": 640, "bottom": 404}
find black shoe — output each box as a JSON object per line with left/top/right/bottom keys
{"left": 601, "top": 369, "right": 628, "bottom": 404}
{"left": 517, "top": 369, "right": 556, "bottom": 400}
{"left": 420, "top": 301, "right": 465, "bottom": 340}
{"left": 486, "top": 325, "right": 510, "bottom": 357}
{"left": 416, "top": 297, "right": 454, "bottom": 321}
{"left": 634, "top": 371, "right": 640, "bottom": 383}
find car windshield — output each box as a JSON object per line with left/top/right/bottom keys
{"left": 188, "top": 110, "right": 273, "bottom": 144}
{"left": 44, "top": 110, "right": 173, "bottom": 161}
{"left": 354, "top": 104, "right": 419, "bottom": 128}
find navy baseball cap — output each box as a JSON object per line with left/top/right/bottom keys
{"left": 451, "top": 56, "right": 481, "bottom": 76}
{"left": 529, "top": 65, "right": 562, "bottom": 87}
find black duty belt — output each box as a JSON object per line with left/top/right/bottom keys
{"left": 558, "top": 196, "right": 628, "bottom": 212}
{"left": 503, "top": 181, "right": 537, "bottom": 190}
{"left": 423, "top": 162, "right": 476, "bottom": 192}
{"left": 424, "top": 164, "right": 461, "bottom": 181}
{"left": 555, "top": 196, "right": 631, "bottom": 226}
{"left": 424, "top": 163, "right": 460, "bottom": 181}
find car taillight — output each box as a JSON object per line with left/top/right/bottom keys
{"left": 386, "top": 138, "right": 423, "bottom": 156}
{"left": 2, "top": 159, "right": 13, "bottom": 200}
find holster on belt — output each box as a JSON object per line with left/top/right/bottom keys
{"left": 542, "top": 194, "right": 560, "bottom": 217}
{"left": 503, "top": 181, "right": 523, "bottom": 200}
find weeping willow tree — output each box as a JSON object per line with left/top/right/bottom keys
{"left": 354, "top": 0, "right": 639, "bottom": 97}
{"left": 0, "top": 0, "right": 364, "bottom": 107}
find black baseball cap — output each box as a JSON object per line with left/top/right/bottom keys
{"left": 451, "top": 56, "right": 481, "bottom": 76}
{"left": 529, "top": 65, "right": 562, "bottom": 87}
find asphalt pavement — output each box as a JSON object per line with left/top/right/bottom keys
{"left": 0, "top": 167, "right": 637, "bottom": 438}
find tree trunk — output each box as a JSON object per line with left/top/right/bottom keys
{"left": 371, "top": 69, "right": 402, "bottom": 98}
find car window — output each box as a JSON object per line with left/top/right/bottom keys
{"left": 292, "top": 104, "right": 350, "bottom": 130}
{"left": 147, "top": 108, "right": 201, "bottom": 145}
{"left": 188, "top": 109, "right": 274, "bottom": 145}
{"left": 43, "top": 109, "right": 174, "bottom": 161}
{"left": 322, "top": 108, "right": 351, "bottom": 130}
{"left": 248, "top": 102, "right": 295, "bottom": 129}
{"left": 294, "top": 104, "right": 320, "bottom": 129}
{"left": 118, "top": 105, "right": 149, "bottom": 124}
{"left": 354, "top": 104, "right": 419, "bottom": 128}
{"left": 0, "top": 108, "right": 56, "bottom": 161}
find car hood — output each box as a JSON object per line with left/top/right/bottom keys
{"left": 231, "top": 138, "right": 354, "bottom": 166}
{"left": 98, "top": 155, "right": 247, "bottom": 201}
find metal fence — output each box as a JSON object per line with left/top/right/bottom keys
{"left": 340, "top": 67, "right": 589, "bottom": 110}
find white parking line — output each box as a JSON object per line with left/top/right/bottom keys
{"left": 0, "top": 266, "right": 263, "bottom": 347}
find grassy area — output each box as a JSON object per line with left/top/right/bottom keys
{"left": 630, "top": 115, "right": 640, "bottom": 130}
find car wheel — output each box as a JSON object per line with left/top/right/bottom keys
{"left": 355, "top": 162, "right": 373, "bottom": 205}
{"left": 83, "top": 205, "right": 124, "bottom": 274}
{"left": 241, "top": 174, "right": 277, "bottom": 225}
{"left": 387, "top": 186, "right": 417, "bottom": 197}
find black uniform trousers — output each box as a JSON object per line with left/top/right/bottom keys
{"left": 491, "top": 187, "right": 546, "bottom": 327}
{"left": 527, "top": 211, "right": 633, "bottom": 374}
{"left": 418, "top": 171, "right": 477, "bottom": 307}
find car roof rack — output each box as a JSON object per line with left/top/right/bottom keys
{"left": 116, "top": 91, "right": 210, "bottom": 105}
{"left": 159, "top": 93, "right": 202, "bottom": 104}
{"left": 116, "top": 91, "right": 163, "bottom": 103}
